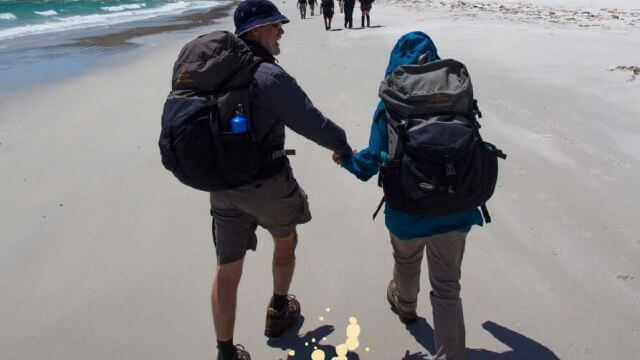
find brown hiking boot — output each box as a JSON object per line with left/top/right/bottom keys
{"left": 264, "top": 295, "right": 301, "bottom": 338}
{"left": 387, "top": 280, "right": 418, "bottom": 324}
{"left": 233, "top": 344, "right": 251, "bottom": 360}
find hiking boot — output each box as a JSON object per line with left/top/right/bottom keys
{"left": 387, "top": 280, "right": 417, "bottom": 324}
{"left": 217, "top": 344, "right": 250, "bottom": 360}
{"left": 233, "top": 344, "right": 251, "bottom": 360}
{"left": 264, "top": 295, "right": 301, "bottom": 338}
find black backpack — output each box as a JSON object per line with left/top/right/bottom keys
{"left": 158, "top": 31, "right": 284, "bottom": 192}
{"left": 377, "top": 59, "right": 506, "bottom": 222}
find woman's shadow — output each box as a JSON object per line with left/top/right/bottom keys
{"left": 402, "top": 318, "right": 560, "bottom": 360}
{"left": 267, "top": 316, "right": 360, "bottom": 359}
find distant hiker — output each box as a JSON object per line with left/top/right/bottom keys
{"left": 298, "top": 0, "right": 307, "bottom": 19}
{"left": 338, "top": 0, "right": 344, "bottom": 13}
{"left": 321, "top": 0, "right": 335, "bottom": 30}
{"left": 343, "top": 0, "right": 355, "bottom": 28}
{"left": 332, "top": 32, "right": 506, "bottom": 360}
{"left": 309, "top": 0, "right": 318, "bottom": 16}
{"left": 358, "top": 0, "right": 373, "bottom": 27}
{"left": 160, "top": 0, "right": 353, "bottom": 359}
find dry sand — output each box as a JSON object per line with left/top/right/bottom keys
{"left": 1, "top": 0, "right": 639, "bottom": 359}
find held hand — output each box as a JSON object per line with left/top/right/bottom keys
{"left": 332, "top": 149, "right": 357, "bottom": 165}
{"left": 331, "top": 152, "right": 341, "bottom": 165}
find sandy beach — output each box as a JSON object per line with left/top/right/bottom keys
{"left": 1, "top": 0, "right": 639, "bottom": 359}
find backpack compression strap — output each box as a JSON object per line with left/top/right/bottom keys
{"left": 372, "top": 196, "right": 385, "bottom": 220}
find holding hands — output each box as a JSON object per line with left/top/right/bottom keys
{"left": 332, "top": 149, "right": 357, "bottom": 165}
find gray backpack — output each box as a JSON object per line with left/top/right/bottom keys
{"left": 377, "top": 59, "right": 506, "bottom": 222}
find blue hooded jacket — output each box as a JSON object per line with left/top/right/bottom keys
{"left": 341, "top": 31, "right": 483, "bottom": 240}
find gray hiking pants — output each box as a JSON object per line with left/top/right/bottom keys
{"left": 390, "top": 230, "right": 467, "bottom": 360}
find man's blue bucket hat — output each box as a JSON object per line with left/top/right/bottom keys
{"left": 234, "top": 0, "right": 290, "bottom": 36}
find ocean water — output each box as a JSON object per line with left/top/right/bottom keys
{"left": 0, "top": 0, "right": 233, "bottom": 90}
{"left": 0, "top": 0, "right": 228, "bottom": 41}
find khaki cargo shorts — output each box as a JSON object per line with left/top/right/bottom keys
{"left": 209, "top": 168, "right": 312, "bottom": 265}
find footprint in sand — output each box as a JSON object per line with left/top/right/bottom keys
{"left": 605, "top": 156, "right": 630, "bottom": 168}
{"left": 615, "top": 272, "right": 635, "bottom": 281}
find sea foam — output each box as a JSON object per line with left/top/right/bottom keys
{"left": 0, "top": 13, "right": 17, "bottom": 20}
{"left": 34, "top": 10, "right": 59, "bottom": 17}
{"left": 0, "top": 1, "right": 229, "bottom": 41}
{"left": 101, "top": 4, "right": 146, "bottom": 12}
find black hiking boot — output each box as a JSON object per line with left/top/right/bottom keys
{"left": 217, "top": 344, "right": 251, "bottom": 360}
{"left": 387, "top": 280, "right": 417, "bottom": 324}
{"left": 233, "top": 345, "right": 251, "bottom": 360}
{"left": 264, "top": 295, "right": 301, "bottom": 338}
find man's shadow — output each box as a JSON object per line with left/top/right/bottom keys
{"left": 267, "top": 316, "right": 360, "bottom": 359}
{"left": 403, "top": 319, "right": 560, "bottom": 360}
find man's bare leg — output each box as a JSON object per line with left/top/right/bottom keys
{"left": 272, "top": 231, "right": 297, "bottom": 295}
{"left": 264, "top": 230, "right": 301, "bottom": 338}
{"left": 211, "top": 258, "right": 244, "bottom": 342}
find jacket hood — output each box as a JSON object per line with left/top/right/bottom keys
{"left": 374, "top": 31, "right": 440, "bottom": 120}
{"left": 171, "top": 31, "right": 261, "bottom": 93}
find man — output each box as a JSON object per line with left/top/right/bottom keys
{"left": 343, "top": 0, "right": 355, "bottom": 28}
{"left": 308, "top": 0, "right": 318, "bottom": 16}
{"left": 211, "top": 1, "right": 353, "bottom": 359}
{"left": 297, "top": 0, "right": 307, "bottom": 19}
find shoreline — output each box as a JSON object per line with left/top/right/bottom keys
{"left": 0, "top": 2, "right": 237, "bottom": 91}
{"left": 2, "top": 0, "right": 638, "bottom": 92}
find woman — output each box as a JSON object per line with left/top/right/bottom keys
{"left": 321, "top": 0, "right": 335, "bottom": 30}
{"left": 358, "top": 0, "right": 373, "bottom": 27}
{"left": 333, "top": 32, "right": 483, "bottom": 360}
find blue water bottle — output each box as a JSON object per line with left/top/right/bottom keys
{"left": 229, "top": 104, "right": 250, "bottom": 134}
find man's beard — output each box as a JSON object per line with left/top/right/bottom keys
{"left": 265, "top": 40, "right": 280, "bottom": 56}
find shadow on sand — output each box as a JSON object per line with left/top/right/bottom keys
{"left": 267, "top": 316, "right": 360, "bottom": 359}
{"left": 402, "top": 319, "right": 560, "bottom": 360}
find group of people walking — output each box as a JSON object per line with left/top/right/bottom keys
{"left": 297, "top": 0, "right": 374, "bottom": 30}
